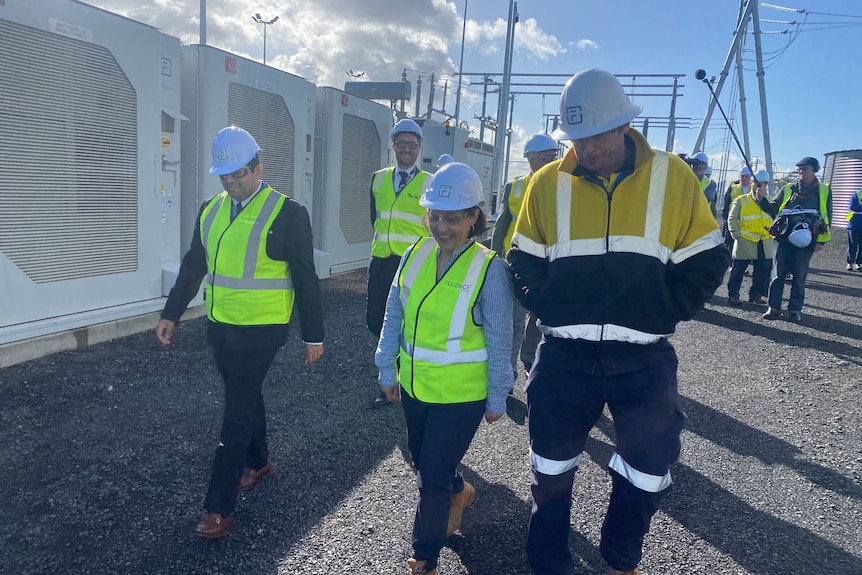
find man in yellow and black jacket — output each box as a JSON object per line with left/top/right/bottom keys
{"left": 509, "top": 69, "right": 729, "bottom": 575}
{"left": 156, "top": 127, "right": 324, "bottom": 540}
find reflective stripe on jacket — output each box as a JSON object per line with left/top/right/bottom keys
{"left": 200, "top": 188, "right": 294, "bottom": 325}
{"left": 503, "top": 174, "right": 531, "bottom": 252}
{"left": 398, "top": 237, "right": 494, "bottom": 404}
{"left": 370, "top": 168, "right": 430, "bottom": 258}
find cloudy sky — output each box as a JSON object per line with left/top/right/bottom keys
{"left": 82, "top": 0, "right": 862, "bottom": 182}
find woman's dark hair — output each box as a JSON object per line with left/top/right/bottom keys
{"left": 466, "top": 207, "right": 488, "bottom": 238}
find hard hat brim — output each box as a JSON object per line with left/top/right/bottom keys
{"left": 553, "top": 103, "right": 642, "bottom": 141}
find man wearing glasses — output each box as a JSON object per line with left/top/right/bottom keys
{"left": 156, "top": 126, "right": 325, "bottom": 538}
{"left": 368, "top": 118, "right": 431, "bottom": 407}
{"left": 492, "top": 133, "right": 559, "bottom": 381}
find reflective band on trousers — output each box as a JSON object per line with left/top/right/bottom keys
{"left": 531, "top": 450, "right": 581, "bottom": 476}
{"left": 609, "top": 452, "right": 672, "bottom": 493}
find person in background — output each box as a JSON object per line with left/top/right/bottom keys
{"left": 726, "top": 172, "right": 773, "bottom": 306}
{"left": 687, "top": 152, "right": 715, "bottom": 208}
{"left": 368, "top": 119, "right": 432, "bottom": 408}
{"left": 156, "top": 126, "right": 325, "bottom": 539}
{"left": 509, "top": 68, "right": 729, "bottom": 575}
{"left": 846, "top": 188, "right": 862, "bottom": 271}
{"left": 492, "top": 134, "right": 559, "bottom": 381}
{"left": 376, "top": 162, "right": 513, "bottom": 575}
{"left": 703, "top": 165, "right": 718, "bottom": 217}
{"left": 760, "top": 156, "right": 832, "bottom": 322}
{"left": 723, "top": 166, "right": 753, "bottom": 249}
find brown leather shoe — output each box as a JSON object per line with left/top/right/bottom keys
{"left": 195, "top": 513, "right": 234, "bottom": 539}
{"left": 407, "top": 558, "right": 438, "bottom": 575}
{"left": 727, "top": 297, "right": 742, "bottom": 306}
{"left": 238, "top": 460, "right": 272, "bottom": 490}
{"left": 446, "top": 480, "right": 476, "bottom": 536}
{"left": 610, "top": 568, "right": 640, "bottom": 575}
{"left": 749, "top": 296, "right": 768, "bottom": 305}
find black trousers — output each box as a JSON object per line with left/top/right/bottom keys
{"left": 402, "top": 391, "right": 485, "bottom": 570}
{"left": 727, "top": 242, "right": 769, "bottom": 300}
{"left": 366, "top": 255, "right": 402, "bottom": 337}
{"left": 203, "top": 340, "right": 279, "bottom": 515}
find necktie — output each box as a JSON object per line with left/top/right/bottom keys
{"left": 397, "top": 170, "right": 409, "bottom": 193}
{"left": 230, "top": 201, "right": 243, "bottom": 222}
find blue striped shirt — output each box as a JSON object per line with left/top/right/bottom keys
{"left": 375, "top": 240, "right": 514, "bottom": 414}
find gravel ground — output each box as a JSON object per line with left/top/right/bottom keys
{"left": 1, "top": 230, "right": 860, "bottom": 575}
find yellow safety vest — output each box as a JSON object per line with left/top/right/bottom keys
{"left": 737, "top": 193, "right": 773, "bottom": 243}
{"left": 398, "top": 238, "right": 494, "bottom": 404}
{"left": 699, "top": 176, "right": 712, "bottom": 193}
{"left": 729, "top": 183, "right": 748, "bottom": 202}
{"left": 370, "top": 168, "right": 430, "bottom": 258}
{"left": 200, "top": 188, "right": 294, "bottom": 325}
{"left": 503, "top": 174, "right": 531, "bottom": 253}
{"left": 778, "top": 182, "right": 831, "bottom": 243}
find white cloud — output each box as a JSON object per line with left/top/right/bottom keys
{"left": 576, "top": 39, "right": 598, "bottom": 52}
{"left": 515, "top": 18, "right": 565, "bottom": 60}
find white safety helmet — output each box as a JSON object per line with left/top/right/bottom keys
{"left": 209, "top": 126, "right": 261, "bottom": 176}
{"left": 755, "top": 169, "right": 769, "bottom": 183}
{"left": 436, "top": 153, "right": 455, "bottom": 168}
{"left": 524, "top": 133, "right": 558, "bottom": 156}
{"left": 739, "top": 166, "right": 753, "bottom": 176}
{"left": 704, "top": 166, "right": 713, "bottom": 176}
{"left": 788, "top": 222, "right": 813, "bottom": 248}
{"left": 553, "top": 68, "right": 642, "bottom": 141}
{"left": 391, "top": 118, "right": 423, "bottom": 142}
{"left": 689, "top": 152, "right": 709, "bottom": 165}
{"left": 420, "top": 162, "right": 484, "bottom": 210}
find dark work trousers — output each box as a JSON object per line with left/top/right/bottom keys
{"left": 401, "top": 391, "right": 485, "bottom": 570}
{"left": 511, "top": 299, "right": 543, "bottom": 378}
{"left": 526, "top": 338, "right": 684, "bottom": 574}
{"left": 848, "top": 229, "right": 862, "bottom": 265}
{"left": 204, "top": 342, "right": 279, "bottom": 515}
{"left": 767, "top": 242, "right": 815, "bottom": 313}
{"left": 521, "top": 312, "right": 542, "bottom": 370}
{"left": 727, "top": 241, "right": 770, "bottom": 301}
{"left": 366, "top": 254, "right": 402, "bottom": 337}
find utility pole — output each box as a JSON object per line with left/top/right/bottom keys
{"left": 751, "top": 0, "right": 774, "bottom": 186}
{"left": 454, "top": 0, "right": 468, "bottom": 126}
{"left": 490, "top": 0, "right": 517, "bottom": 200}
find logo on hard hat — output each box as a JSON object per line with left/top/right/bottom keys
{"left": 218, "top": 149, "right": 229, "bottom": 161}
{"left": 438, "top": 184, "right": 452, "bottom": 198}
{"left": 565, "top": 106, "right": 583, "bottom": 126}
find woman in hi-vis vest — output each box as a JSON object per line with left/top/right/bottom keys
{"left": 375, "top": 163, "right": 514, "bottom": 575}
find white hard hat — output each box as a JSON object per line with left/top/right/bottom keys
{"left": 524, "top": 133, "right": 558, "bottom": 156}
{"left": 209, "top": 126, "right": 261, "bottom": 176}
{"left": 739, "top": 166, "right": 753, "bottom": 176}
{"left": 420, "top": 162, "right": 484, "bottom": 210}
{"left": 689, "top": 152, "right": 709, "bottom": 165}
{"left": 391, "top": 118, "right": 423, "bottom": 142}
{"left": 437, "top": 153, "right": 455, "bottom": 168}
{"left": 788, "top": 222, "right": 812, "bottom": 248}
{"left": 755, "top": 169, "right": 769, "bottom": 183}
{"left": 553, "top": 68, "right": 642, "bottom": 141}
{"left": 704, "top": 166, "right": 713, "bottom": 176}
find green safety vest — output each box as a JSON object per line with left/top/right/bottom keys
{"left": 778, "top": 182, "right": 831, "bottom": 243}
{"left": 397, "top": 238, "right": 494, "bottom": 404}
{"left": 699, "top": 175, "right": 712, "bottom": 193}
{"left": 370, "top": 168, "right": 430, "bottom": 258}
{"left": 737, "top": 193, "right": 773, "bottom": 243}
{"left": 503, "top": 174, "right": 531, "bottom": 253}
{"left": 200, "top": 187, "right": 294, "bottom": 325}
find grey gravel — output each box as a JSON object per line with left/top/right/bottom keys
{"left": 1, "top": 230, "right": 860, "bottom": 575}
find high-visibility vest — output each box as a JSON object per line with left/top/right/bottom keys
{"left": 778, "top": 182, "right": 831, "bottom": 243}
{"left": 370, "top": 168, "right": 430, "bottom": 258}
{"left": 699, "top": 176, "right": 712, "bottom": 193}
{"left": 729, "top": 183, "right": 748, "bottom": 202}
{"left": 200, "top": 187, "right": 294, "bottom": 325}
{"left": 503, "top": 174, "right": 531, "bottom": 252}
{"left": 737, "top": 193, "right": 773, "bottom": 243}
{"left": 397, "top": 238, "right": 494, "bottom": 404}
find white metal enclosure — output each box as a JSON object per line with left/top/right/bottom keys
{"left": 179, "top": 45, "right": 317, "bottom": 258}
{"left": 0, "top": 0, "right": 184, "bottom": 344}
{"left": 312, "top": 88, "right": 392, "bottom": 276}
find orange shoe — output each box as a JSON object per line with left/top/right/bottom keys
{"left": 407, "top": 558, "right": 438, "bottom": 575}
{"left": 238, "top": 460, "right": 272, "bottom": 490}
{"left": 446, "top": 480, "right": 476, "bottom": 536}
{"left": 195, "top": 512, "right": 234, "bottom": 539}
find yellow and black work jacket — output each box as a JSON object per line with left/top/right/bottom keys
{"left": 397, "top": 238, "right": 494, "bottom": 403}
{"left": 200, "top": 187, "right": 294, "bottom": 325}
{"left": 509, "top": 129, "right": 729, "bottom": 345}
{"left": 370, "top": 167, "right": 431, "bottom": 258}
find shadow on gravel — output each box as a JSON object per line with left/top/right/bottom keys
{"left": 680, "top": 397, "right": 862, "bottom": 501}
{"left": 802, "top": 278, "right": 862, "bottom": 299}
{"left": 585, "top": 421, "right": 862, "bottom": 573}
{"left": 695, "top": 309, "right": 862, "bottom": 366}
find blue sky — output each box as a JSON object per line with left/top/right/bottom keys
{"left": 85, "top": 0, "right": 861, "bottom": 182}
